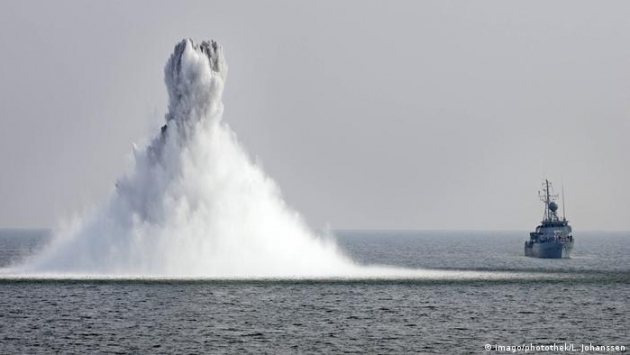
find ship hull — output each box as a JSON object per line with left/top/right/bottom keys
{"left": 524, "top": 241, "right": 573, "bottom": 259}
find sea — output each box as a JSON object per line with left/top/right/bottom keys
{"left": 0, "top": 229, "right": 628, "bottom": 354}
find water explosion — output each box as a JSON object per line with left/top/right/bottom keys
{"left": 21, "top": 39, "right": 358, "bottom": 277}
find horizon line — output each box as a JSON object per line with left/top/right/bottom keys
{"left": 1, "top": 226, "right": 629, "bottom": 234}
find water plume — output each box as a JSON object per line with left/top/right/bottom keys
{"left": 20, "top": 39, "right": 358, "bottom": 277}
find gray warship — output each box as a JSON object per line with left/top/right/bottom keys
{"left": 524, "top": 180, "right": 574, "bottom": 258}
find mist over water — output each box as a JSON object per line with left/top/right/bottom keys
{"left": 15, "top": 39, "right": 364, "bottom": 278}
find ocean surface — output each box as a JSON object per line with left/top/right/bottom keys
{"left": 0, "top": 229, "right": 628, "bottom": 354}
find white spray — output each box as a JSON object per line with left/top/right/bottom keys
{"left": 22, "top": 39, "right": 359, "bottom": 277}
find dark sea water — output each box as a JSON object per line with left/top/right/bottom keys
{"left": 0, "top": 229, "right": 628, "bottom": 354}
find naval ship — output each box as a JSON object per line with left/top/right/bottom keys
{"left": 524, "top": 180, "right": 574, "bottom": 258}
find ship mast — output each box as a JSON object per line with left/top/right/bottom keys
{"left": 539, "top": 179, "right": 558, "bottom": 222}
{"left": 546, "top": 179, "right": 551, "bottom": 221}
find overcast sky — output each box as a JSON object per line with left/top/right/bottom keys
{"left": 0, "top": 1, "right": 628, "bottom": 231}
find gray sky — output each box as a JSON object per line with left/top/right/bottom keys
{"left": 1, "top": 1, "right": 629, "bottom": 231}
